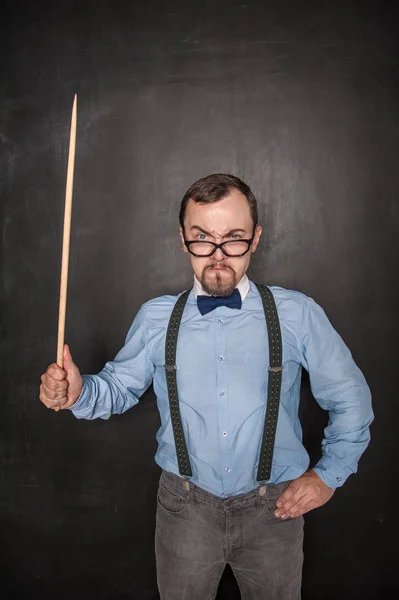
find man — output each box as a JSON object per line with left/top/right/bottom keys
{"left": 40, "top": 174, "right": 373, "bottom": 600}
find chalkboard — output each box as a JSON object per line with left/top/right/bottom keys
{"left": 1, "top": 1, "right": 398, "bottom": 598}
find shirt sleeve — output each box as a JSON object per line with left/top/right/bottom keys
{"left": 70, "top": 304, "right": 155, "bottom": 420}
{"left": 299, "top": 296, "right": 373, "bottom": 489}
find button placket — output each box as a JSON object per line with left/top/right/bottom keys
{"left": 215, "top": 308, "right": 234, "bottom": 495}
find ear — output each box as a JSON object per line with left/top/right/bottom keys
{"left": 251, "top": 225, "right": 262, "bottom": 253}
{"left": 179, "top": 226, "right": 189, "bottom": 254}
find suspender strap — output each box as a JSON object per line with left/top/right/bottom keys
{"left": 254, "top": 283, "right": 283, "bottom": 481}
{"left": 164, "top": 290, "right": 192, "bottom": 477}
{"left": 164, "top": 284, "right": 283, "bottom": 482}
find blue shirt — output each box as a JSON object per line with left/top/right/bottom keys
{"left": 71, "top": 280, "right": 373, "bottom": 497}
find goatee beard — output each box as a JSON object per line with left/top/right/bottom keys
{"left": 200, "top": 265, "right": 237, "bottom": 297}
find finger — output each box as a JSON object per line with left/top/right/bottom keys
{"left": 276, "top": 481, "right": 301, "bottom": 507}
{"left": 46, "top": 397, "right": 67, "bottom": 409}
{"left": 39, "top": 385, "right": 50, "bottom": 405}
{"left": 40, "top": 393, "right": 62, "bottom": 410}
{"left": 47, "top": 364, "right": 67, "bottom": 381}
{"left": 275, "top": 493, "right": 308, "bottom": 518}
{"left": 283, "top": 494, "right": 310, "bottom": 518}
{"left": 59, "top": 399, "right": 74, "bottom": 410}
{"left": 39, "top": 393, "right": 51, "bottom": 408}
{"left": 41, "top": 375, "right": 68, "bottom": 392}
{"left": 277, "top": 488, "right": 307, "bottom": 513}
{"left": 44, "top": 389, "right": 68, "bottom": 401}
{"left": 40, "top": 384, "right": 66, "bottom": 404}
{"left": 282, "top": 490, "right": 309, "bottom": 511}
{"left": 289, "top": 500, "right": 316, "bottom": 519}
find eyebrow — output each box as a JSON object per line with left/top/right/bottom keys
{"left": 190, "top": 226, "right": 247, "bottom": 237}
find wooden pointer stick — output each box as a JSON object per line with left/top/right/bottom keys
{"left": 55, "top": 94, "right": 77, "bottom": 409}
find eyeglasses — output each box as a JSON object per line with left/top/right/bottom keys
{"left": 184, "top": 234, "right": 255, "bottom": 257}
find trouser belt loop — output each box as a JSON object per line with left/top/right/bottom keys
{"left": 258, "top": 482, "right": 267, "bottom": 497}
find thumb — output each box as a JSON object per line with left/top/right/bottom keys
{"left": 63, "top": 344, "right": 78, "bottom": 373}
{"left": 62, "top": 344, "right": 82, "bottom": 407}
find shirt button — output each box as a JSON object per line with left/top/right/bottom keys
{"left": 218, "top": 355, "right": 224, "bottom": 361}
{"left": 220, "top": 391, "right": 225, "bottom": 397}
{"left": 225, "top": 467, "right": 231, "bottom": 473}
{"left": 336, "top": 477, "right": 342, "bottom": 482}
{"left": 222, "top": 431, "right": 227, "bottom": 437}
{"left": 217, "top": 318, "right": 224, "bottom": 324}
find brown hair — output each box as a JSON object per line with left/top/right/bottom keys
{"left": 179, "top": 174, "right": 258, "bottom": 228}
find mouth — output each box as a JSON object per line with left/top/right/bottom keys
{"left": 206, "top": 264, "right": 232, "bottom": 271}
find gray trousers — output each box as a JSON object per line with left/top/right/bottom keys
{"left": 155, "top": 470, "right": 304, "bottom": 600}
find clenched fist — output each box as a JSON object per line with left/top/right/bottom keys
{"left": 40, "top": 344, "right": 83, "bottom": 410}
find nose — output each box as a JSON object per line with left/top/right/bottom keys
{"left": 213, "top": 247, "right": 225, "bottom": 262}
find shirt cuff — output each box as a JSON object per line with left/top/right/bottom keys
{"left": 312, "top": 454, "right": 355, "bottom": 489}
{"left": 68, "top": 376, "right": 92, "bottom": 417}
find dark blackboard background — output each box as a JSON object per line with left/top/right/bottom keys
{"left": 1, "top": 1, "right": 398, "bottom": 598}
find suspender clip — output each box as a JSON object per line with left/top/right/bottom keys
{"left": 269, "top": 366, "right": 283, "bottom": 373}
{"left": 165, "top": 364, "right": 177, "bottom": 371}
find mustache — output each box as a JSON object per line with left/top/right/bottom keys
{"left": 204, "top": 263, "right": 234, "bottom": 272}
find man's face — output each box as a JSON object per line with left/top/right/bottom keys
{"left": 179, "top": 190, "right": 262, "bottom": 297}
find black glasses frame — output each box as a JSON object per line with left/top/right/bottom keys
{"left": 184, "top": 234, "right": 255, "bottom": 257}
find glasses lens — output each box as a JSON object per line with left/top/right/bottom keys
{"left": 188, "top": 242, "right": 217, "bottom": 256}
{"left": 222, "top": 241, "right": 250, "bottom": 256}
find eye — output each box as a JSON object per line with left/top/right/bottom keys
{"left": 197, "top": 233, "right": 207, "bottom": 241}
{"left": 230, "top": 233, "right": 241, "bottom": 239}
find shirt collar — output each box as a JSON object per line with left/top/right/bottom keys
{"left": 193, "top": 273, "right": 250, "bottom": 301}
